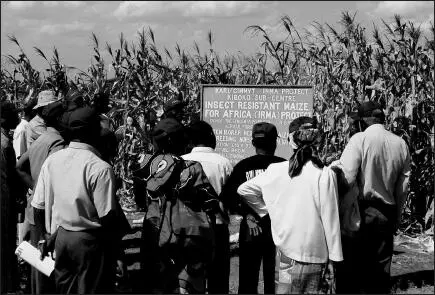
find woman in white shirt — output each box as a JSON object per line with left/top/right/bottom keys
{"left": 237, "top": 117, "right": 343, "bottom": 294}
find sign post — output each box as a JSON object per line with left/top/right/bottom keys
{"left": 201, "top": 85, "right": 313, "bottom": 165}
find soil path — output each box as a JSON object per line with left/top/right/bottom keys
{"left": 121, "top": 213, "right": 434, "bottom": 294}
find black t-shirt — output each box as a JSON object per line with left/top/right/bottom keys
{"left": 221, "top": 154, "right": 286, "bottom": 217}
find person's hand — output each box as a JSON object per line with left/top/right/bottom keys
{"left": 38, "top": 239, "right": 48, "bottom": 260}
{"left": 116, "top": 259, "right": 126, "bottom": 278}
{"left": 246, "top": 214, "right": 262, "bottom": 237}
{"left": 38, "top": 233, "right": 56, "bottom": 260}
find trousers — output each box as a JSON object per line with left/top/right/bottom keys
{"left": 29, "top": 224, "right": 55, "bottom": 294}
{"left": 54, "top": 227, "right": 115, "bottom": 294}
{"left": 207, "top": 224, "right": 230, "bottom": 294}
{"left": 238, "top": 215, "right": 275, "bottom": 294}
{"left": 336, "top": 202, "right": 395, "bottom": 294}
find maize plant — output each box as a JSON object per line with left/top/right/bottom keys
{"left": 1, "top": 11, "right": 433, "bottom": 233}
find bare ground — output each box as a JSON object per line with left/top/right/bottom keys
{"left": 17, "top": 212, "right": 434, "bottom": 294}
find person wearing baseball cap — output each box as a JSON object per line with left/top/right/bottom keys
{"left": 333, "top": 101, "right": 411, "bottom": 293}
{"left": 221, "top": 122, "right": 285, "bottom": 294}
{"left": 151, "top": 117, "right": 186, "bottom": 154}
{"left": 162, "top": 97, "right": 185, "bottom": 123}
{"left": 31, "top": 105, "right": 129, "bottom": 293}
{"left": 237, "top": 117, "right": 343, "bottom": 293}
{"left": 136, "top": 118, "right": 221, "bottom": 293}
{"left": 25, "top": 90, "right": 59, "bottom": 149}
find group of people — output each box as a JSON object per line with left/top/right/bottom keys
{"left": 1, "top": 88, "right": 411, "bottom": 295}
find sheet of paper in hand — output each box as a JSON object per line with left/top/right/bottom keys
{"left": 15, "top": 241, "right": 55, "bottom": 277}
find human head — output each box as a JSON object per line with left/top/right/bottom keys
{"left": 392, "top": 116, "right": 410, "bottom": 135}
{"left": 64, "top": 88, "right": 85, "bottom": 111}
{"left": 22, "top": 98, "right": 38, "bottom": 121}
{"left": 349, "top": 111, "right": 368, "bottom": 136}
{"left": 41, "top": 101, "right": 65, "bottom": 130}
{"left": 163, "top": 98, "right": 184, "bottom": 122}
{"left": 93, "top": 92, "right": 110, "bottom": 114}
{"left": 187, "top": 120, "right": 216, "bottom": 149}
{"left": 287, "top": 116, "right": 323, "bottom": 177}
{"left": 152, "top": 118, "right": 185, "bottom": 155}
{"left": 95, "top": 128, "right": 118, "bottom": 163}
{"left": 33, "top": 90, "right": 58, "bottom": 113}
{"left": 1, "top": 101, "right": 20, "bottom": 131}
{"left": 126, "top": 116, "right": 134, "bottom": 127}
{"left": 252, "top": 122, "right": 278, "bottom": 155}
{"left": 356, "top": 101, "right": 385, "bottom": 127}
{"left": 67, "top": 106, "right": 101, "bottom": 145}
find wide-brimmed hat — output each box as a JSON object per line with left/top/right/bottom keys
{"left": 33, "top": 90, "right": 58, "bottom": 110}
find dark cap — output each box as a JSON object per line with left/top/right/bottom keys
{"left": 288, "top": 116, "right": 316, "bottom": 134}
{"left": 357, "top": 101, "right": 383, "bottom": 118}
{"left": 163, "top": 98, "right": 184, "bottom": 113}
{"left": 1, "top": 101, "right": 19, "bottom": 120}
{"left": 152, "top": 118, "right": 184, "bottom": 140}
{"left": 41, "top": 101, "right": 64, "bottom": 127}
{"left": 65, "top": 88, "right": 85, "bottom": 109}
{"left": 67, "top": 106, "right": 100, "bottom": 132}
{"left": 252, "top": 122, "right": 278, "bottom": 139}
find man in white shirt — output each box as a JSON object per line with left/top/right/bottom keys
{"left": 237, "top": 117, "right": 343, "bottom": 294}
{"left": 336, "top": 101, "right": 411, "bottom": 294}
{"left": 182, "top": 120, "right": 233, "bottom": 294}
{"left": 31, "top": 106, "right": 129, "bottom": 293}
{"left": 14, "top": 100, "right": 37, "bottom": 245}
{"left": 13, "top": 94, "right": 37, "bottom": 159}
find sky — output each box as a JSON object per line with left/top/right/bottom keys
{"left": 1, "top": 1, "right": 434, "bottom": 75}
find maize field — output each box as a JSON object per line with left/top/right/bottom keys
{"left": 1, "top": 11, "right": 434, "bottom": 236}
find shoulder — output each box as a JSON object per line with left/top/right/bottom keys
{"left": 266, "top": 160, "right": 288, "bottom": 173}
{"left": 233, "top": 155, "right": 257, "bottom": 169}
{"left": 319, "top": 165, "right": 337, "bottom": 185}
{"left": 88, "top": 156, "right": 114, "bottom": 180}
{"left": 349, "top": 131, "right": 365, "bottom": 144}
{"left": 386, "top": 129, "right": 409, "bottom": 147}
{"left": 90, "top": 153, "right": 113, "bottom": 171}
{"left": 267, "top": 155, "right": 287, "bottom": 164}
{"left": 214, "top": 153, "right": 232, "bottom": 167}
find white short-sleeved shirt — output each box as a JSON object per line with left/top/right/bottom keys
{"left": 339, "top": 124, "right": 411, "bottom": 226}
{"left": 182, "top": 146, "right": 233, "bottom": 224}
{"left": 31, "top": 141, "right": 119, "bottom": 234}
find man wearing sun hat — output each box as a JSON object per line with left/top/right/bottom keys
{"left": 336, "top": 101, "right": 411, "bottom": 293}
{"left": 19, "top": 90, "right": 59, "bottom": 262}
{"left": 25, "top": 90, "right": 59, "bottom": 149}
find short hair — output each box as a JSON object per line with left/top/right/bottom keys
{"left": 252, "top": 137, "right": 276, "bottom": 151}
{"left": 187, "top": 120, "right": 216, "bottom": 149}
{"left": 93, "top": 92, "right": 110, "bottom": 113}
